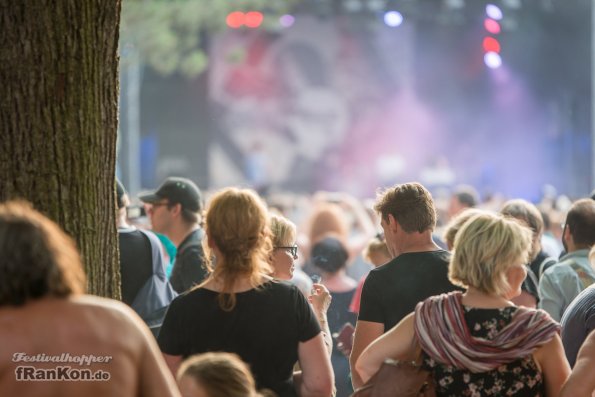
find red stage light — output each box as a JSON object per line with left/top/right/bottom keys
{"left": 484, "top": 18, "right": 501, "bottom": 34}
{"left": 483, "top": 37, "right": 501, "bottom": 53}
{"left": 226, "top": 11, "right": 245, "bottom": 29}
{"left": 245, "top": 11, "right": 263, "bottom": 28}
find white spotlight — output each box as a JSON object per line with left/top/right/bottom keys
{"left": 486, "top": 4, "right": 503, "bottom": 20}
{"left": 484, "top": 52, "right": 502, "bottom": 69}
{"left": 384, "top": 11, "right": 403, "bottom": 27}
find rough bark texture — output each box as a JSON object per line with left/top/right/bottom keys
{"left": 0, "top": 1, "right": 122, "bottom": 298}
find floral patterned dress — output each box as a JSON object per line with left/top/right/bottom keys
{"left": 422, "top": 306, "right": 545, "bottom": 397}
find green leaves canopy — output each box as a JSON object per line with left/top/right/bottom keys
{"left": 120, "top": 0, "right": 296, "bottom": 77}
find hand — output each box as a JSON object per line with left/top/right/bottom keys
{"left": 308, "top": 283, "right": 332, "bottom": 317}
{"left": 334, "top": 323, "right": 355, "bottom": 357}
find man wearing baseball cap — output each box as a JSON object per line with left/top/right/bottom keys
{"left": 139, "top": 177, "right": 207, "bottom": 293}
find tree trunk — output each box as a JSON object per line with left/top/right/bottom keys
{"left": 0, "top": 1, "right": 122, "bottom": 299}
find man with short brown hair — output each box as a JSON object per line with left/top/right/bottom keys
{"left": 350, "top": 182, "right": 460, "bottom": 388}
{"left": 140, "top": 177, "right": 207, "bottom": 293}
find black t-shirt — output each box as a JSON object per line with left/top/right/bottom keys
{"left": 170, "top": 228, "right": 207, "bottom": 293}
{"left": 118, "top": 228, "right": 153, "bottom": 305}
{"left": 158, "top": 280, "right": 321, "bottom": 397}
{"left": 359, "top": 250, "right": 460, "bottom": 331}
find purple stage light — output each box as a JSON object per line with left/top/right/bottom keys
{"left": 280, "top": 14, "right": 295, "bottom": 28}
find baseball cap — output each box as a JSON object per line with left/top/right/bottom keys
{"left": 139, "top": 177, "right": 203, "bottom": 212}
{"left": 311, "top": 236, "right": 349, "bottom": 274}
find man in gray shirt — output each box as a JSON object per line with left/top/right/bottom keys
{"left": 539, "top": 199, "right": 595, "bottom": 321}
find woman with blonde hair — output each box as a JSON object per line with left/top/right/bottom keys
{"left": 269, "top": 213, "right": 333, "bottom": 356}
{"left": 270, "top": 214, "right": 302, "bottom": 281}
{"left": 356, "top": 212, "right": 570, "bottom": 396}
{"left": 158, "top": 188, "right": 333, "bottom": 397}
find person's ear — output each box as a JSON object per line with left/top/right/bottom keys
{"left": 563, "top": 223, "right": 571, "bottom": 242}
{"left": 387, "top": 214, "right": 399, "bottom": 233}
{"left": 505, "top": 264, "right": 527, "bottom": 298}
{"left": 170, "top": 203, "right": 182, "bottom": 217}
{"left": 207, "top": 231, "right": 215, "bottom": 249}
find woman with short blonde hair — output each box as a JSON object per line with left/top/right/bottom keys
{"left": 269, "top": 214, "right": 333, "bottom": 357}
{"left": 449, "top": 213, "right": 532, "bottom": 297}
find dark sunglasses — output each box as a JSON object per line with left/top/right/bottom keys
{"left": 276, "top": 245, "right": 298, "bottom": 257}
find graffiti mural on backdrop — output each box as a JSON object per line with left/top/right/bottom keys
{"left": 208, "top": 16, "right": 423, "bottom": 195}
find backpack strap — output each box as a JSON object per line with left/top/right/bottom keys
{"left": 130, "top": 229, "right": 179, "bottom": 337}
{"left": 176, "top": 228, "right": 205, "bottom": 257}
{"left": 137, "top": 228, "right": 169, "bottom": 277}
{"left": 538, "top": 257, "right": 557, "bottom": 279}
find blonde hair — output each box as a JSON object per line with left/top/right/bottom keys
{"left": 363, "top": 236, "right": 390, "bottom": 264}
{"left": 203, "top": 188, "right": 273, "bottom": 311}
{"left": 589, "top": 246, "right": 595, "bottom": 268}
{"left": 269, "top": 214, "right": 296, "bottom": 248}
{"left": 443, "top": 208, "right": 486, "bottom": 250}
{"left": 449, "top": 212, "right": 532, "bottom": 296}
{"left": 177, "top": 352, "right": 262, "bottom": 397}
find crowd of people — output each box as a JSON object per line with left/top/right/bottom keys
{"left": 1, "top": 178, "right": 595, "bottom": 397}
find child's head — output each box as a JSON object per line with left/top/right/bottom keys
{"left": 363, "top": 235, "right": 391, "bottom": 267}
{"left": 177, "top": 352, "right": 259, "bottom": 397}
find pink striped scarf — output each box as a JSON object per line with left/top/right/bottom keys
{"left": 414, "top": 291, "right": 559, "bottom": 373}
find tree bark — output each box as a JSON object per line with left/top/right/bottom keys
{"left": 0, "top": 1, "right": 122, "bottom": 298}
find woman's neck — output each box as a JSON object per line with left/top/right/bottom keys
{"left": 321, "top": 270, "right": 357, "bottom": 292}
{"left": 461, "top": 287, "right": 515, "bottom": 309}
{"left": 203, "top": 273, "right": 271, "bottom": 293}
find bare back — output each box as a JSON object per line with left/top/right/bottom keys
{"left": 0, "top": 295, "right": 179, "bottom": 397}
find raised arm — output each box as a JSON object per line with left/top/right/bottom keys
{"left": 309, "top": 283, "right": 333, "bottom": 355}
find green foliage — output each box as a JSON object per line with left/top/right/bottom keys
{"left": 120, "top": 0, "right": 296, "bottom": 78}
